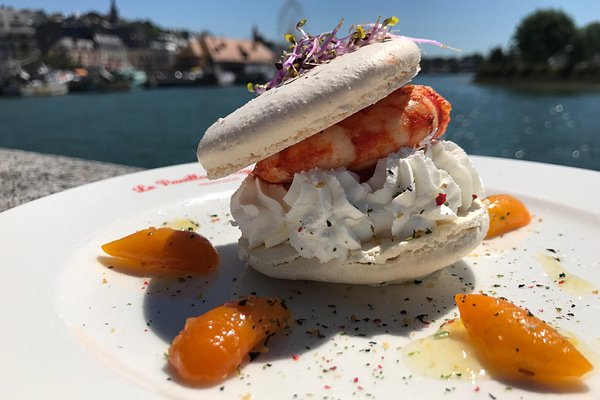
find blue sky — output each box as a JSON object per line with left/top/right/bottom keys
{"left": 5, "top": 0, "right": 600, "bottom": 56}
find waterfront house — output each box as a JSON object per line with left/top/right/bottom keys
{"left": 93, "top": 33, "right": 128, "bottom": 70}
{"left": 0, "top": 6, "right": 40, "bottom": 81}
{"left": 128, "top": 32, "right": 189, "bottom": 72}
{"left": 188, "top": 33, "right": 276, "bottom": 83}
{"left": 48, "top": 36, "right": 97, "bottom": 67}
{"left": 46, "top": 33, "right": 128, "bottom": 71}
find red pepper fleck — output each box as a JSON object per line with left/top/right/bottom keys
{"left": 357, "top": 386, "right": 364, "bottom": 391}
{"left": 353, "top": 377, "right": 359, "bottom": 383}
{"left": 472, "top": 194, "right": 478, "bottom": 199}
{"left": 558, "top": 280, "right": 565, "bottom": 285}
{"left": 329, "top": 366, "right": 337, "bottom": 371}
{"left": 297, "top": 227, "right": 303, "bottom": 233}
{"left": 292, "top": 353, "right": 300, "bottom": 361}
{"left": 324, "top": 385, "right": 331, "bottom": 390}
{"left": 474, "top": 386, "right": 480, "bottom": 392}
{"left": 435, "top": 193, "right": 447, "bottom": 206}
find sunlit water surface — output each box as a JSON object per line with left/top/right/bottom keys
{"left": 1, "top": 74, "right": 598, "bottom": 171}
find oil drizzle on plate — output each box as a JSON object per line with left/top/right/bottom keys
{"left": 403, "top": 318, "right": 597, "bottom": 388}
{"left": 161, "top": 219, "right": 200, "bottom": 231}
{"left": 537, "top": 253, "right": 598, "bottom": 297}
{"left": 402, "top": 319, "right": 487, "bottom": 383}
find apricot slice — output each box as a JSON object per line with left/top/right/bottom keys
{"left": 485, "top": 194, "right": 531, "bottom": 239}
{"left": 455, "top": 293, "right": 593, "bottom": 382}
{"left": 101, "top": 227, "right": 218, "bottom": 272}
{"left": 168, "top": 297, "right": 291, "bottom": 385}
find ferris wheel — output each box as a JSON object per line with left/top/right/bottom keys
{"left": 277, "top": 0, "right": 305, "bottom": 41}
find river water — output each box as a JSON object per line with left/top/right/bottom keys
{"left": 1, "top": 74, "right": 598, "bottom": 171}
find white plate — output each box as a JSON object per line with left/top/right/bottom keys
{"left": 1, "top": 157, "right": 599, "bottom": 399}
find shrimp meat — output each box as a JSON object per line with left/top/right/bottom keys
{"left": 253, "top": 85, "right": 451, "bottom": 184}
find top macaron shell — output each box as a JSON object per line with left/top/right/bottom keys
{"left": 197, "top": 38, "right": 421, "bottom": 179}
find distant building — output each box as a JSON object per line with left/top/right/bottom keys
{"left": 48, "top": 36, "right": 97, "bottom": 67}
{"left": 186, "top": 33, "right": 276, "bottom": 82}
{"left": 128, "top": 32, "right": 190, "bottom": 71}
{"left": 47, "top": 33, "right": 128, "bottom": 70}
{"left": 108, "top": 0, "right": 119, "bottom": 24}
{"left": 0, "top": 6, "right": 40, "bottom": 80}
{"left": 93, "top": 33, "right": 128, "bottom": 69}
{"left": 175, "top": 35, "right": 206, "bottom": 70}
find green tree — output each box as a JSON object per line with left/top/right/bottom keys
{"left": 514, "top": 9, "right": 580, "bottom": 64}
{"left": 43, "top": 52, "right": 75, "bottom": 70}
{"left": 488, "top": 47, "right": 505, "bottom": 63}
{"left": 581, "top": 22, "right": 600, "bottom": 61}
{"left": 140, "top": 20, "right": 163, "bottom": 41}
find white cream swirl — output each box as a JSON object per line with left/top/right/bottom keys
{"left": 230, "top": 140, "right": 484, "bottom": 263}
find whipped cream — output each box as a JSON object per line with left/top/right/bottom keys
{"left": 230, "top": 140, "right": 484, "bottom": 263}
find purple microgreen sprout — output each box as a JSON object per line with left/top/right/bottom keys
{"left": 249, "top": 16, "right": 453, "bottom": 95}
